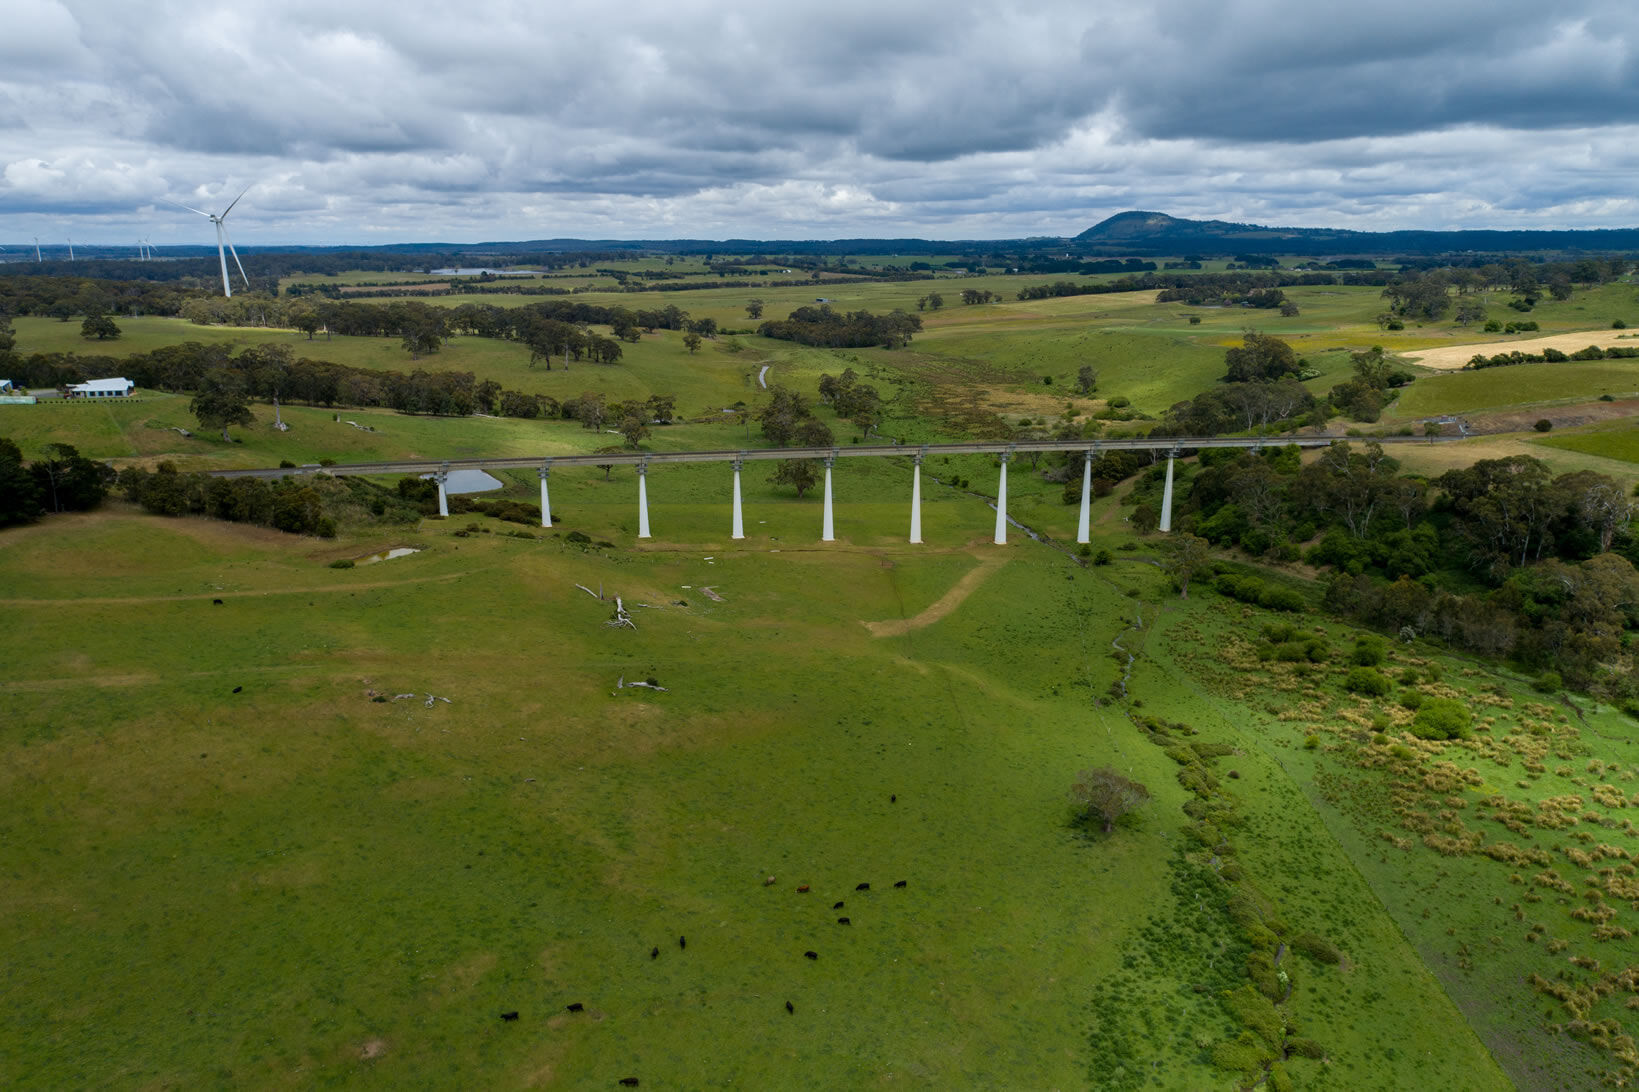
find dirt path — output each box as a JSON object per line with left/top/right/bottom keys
{"left": 1404, "top": 330, "right": 1639, "bottom": 371}
{"left": 863, "top": 554, "right": 1005, "bottom": 637}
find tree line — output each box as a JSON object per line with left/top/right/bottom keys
{"left": 756, "top": 305, "right": 923, "bottom": 349}
{"left": 1172, "top": 441, "right": 1638, "bottom": 700}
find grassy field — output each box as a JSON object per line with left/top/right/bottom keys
{"left": 1537, "top": 423, "right": 1639, "bottom": 465}
{"left": 1, "top": 507, "right": 1181, "bottom": 1089}
{"left": 1391, "top": 362, "right": 1639, "bottom": 418}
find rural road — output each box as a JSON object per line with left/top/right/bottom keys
{"left": 758, "top": 365, "right": 770, "bottom": 389}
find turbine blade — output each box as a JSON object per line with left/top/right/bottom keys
{"left": 222, "top": 224, "right": 250, "bottom": 287}
{"left": 159, "top": 196, "right": 212, "bottom": 218}
{"left": 219, "top": 185, "right": 251, "bottom": 219}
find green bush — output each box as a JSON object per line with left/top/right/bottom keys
{"left": 1411, "top": 697, "right": 1472, "bottom": 740}
{"left": 1400, "top": 690, "right": 1424, "bottom": 710}
{"left": 1350, "top": 636, "right": 1386, "bottom": 666}
{"left": 328, "top": 558, "right": 355, "bottom": 569}
{"left": 1344, "top": 667, "right": 1392, "bottom": 696}
{"left": 1534, "top": 419, "right": 1553, "bottom": 433}
{"left": 1292, "top": 931, "right": 1342, "bottom": 964}
{"left": 1262, "top": 622, "right": 1297, "bottom": 643}
{"left": 1533, "top": 671, "right": 1562, "bottom": 694}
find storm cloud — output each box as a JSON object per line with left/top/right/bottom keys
{"left": 3, "top": 0, "right": 1638, "bottom": 244}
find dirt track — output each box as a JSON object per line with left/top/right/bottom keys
{"left": 1404, "top": 331, "right": 1639, "bottom": 371}
{"left": 864, "top": 554, "right": 1004, "bottom": 637}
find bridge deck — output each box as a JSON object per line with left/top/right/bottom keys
{"left": 209, "top": 434, "right": 1444, "bottom": 479}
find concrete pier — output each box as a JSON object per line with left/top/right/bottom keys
{"left": 821, "top": 456, "right": 835, "bottom": 542}
{"left": 637, "top": 464, "right": 651, "bottom": 539}
{"left": 994, "top": 453, "right": 1010, "bottom": 545}
{"left": 1076, "top": 452, "right": 1093, "bottom": 544}
{"left": 435, "top": 468, "right": 449, "bottom": 518}
{"left": 1158, "top": 454, "right": 1175, "bottom": 534}
{"left": 731, "top": 458, "right": 744, "bottom": 540}
{"left": 909, "top": 453, "right": 923, "bottom": 544}
{"left": 537, "top": 464, "right": 552, "bottom": 528}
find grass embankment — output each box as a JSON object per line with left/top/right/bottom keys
{"left": 1150, "top": 591, "right": 1639, "bottom": 1089}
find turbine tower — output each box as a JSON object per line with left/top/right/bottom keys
{"left": 163, "top": 186, "right": 251, "bottom": 297}
{"left": 67, "top": 237, "right": 74, "bottom": 261}
{"left": 34, "top": 237, "right": 41, "bottom": 262}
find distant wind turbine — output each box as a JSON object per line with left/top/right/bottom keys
{"left": 33, "top": 237, "right": 42, "bottom": 262}
{"left": 163, "top": 186, "right": 251, "bottom": 296}
{"left": 67, "top": 237, "right": 74, "bottom": 261}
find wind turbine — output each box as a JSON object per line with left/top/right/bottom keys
{"left": 163, "top": 186, "right": 251, "bottom": 297}
{"left": 33, "top": 237, "right": 41, "bottom": 262}
{"left": 67, "top": 237, "right": 74, "bottom": 261}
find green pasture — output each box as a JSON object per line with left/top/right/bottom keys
{"left": 1536, "top": 421, "right": 1639, "bottom": 465}
{"left": 1, "top": 507, "right": 1178, "bottom": 1089}
{"left": 1391, "top": 361, "right": 1639, "bottom": 418}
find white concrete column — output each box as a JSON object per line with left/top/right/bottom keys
{"left": 1076, "top": 452, "right": 1093, "bottom": 544}
{"left": 1159, "top": 454, "right": 1175, "bottom": 534}
{"left": 821, "top": 458, "right": 836, "bottom": 542}
{"left": 637, "top": 464, "right": 651, "bottom": 539}
{"left": 909, "top": 455, "right": 923, "bottom": 544}
{"left": 994, "top": 454, "right": 1009, "bottom": 545}
{"left": 538, "top": 464, "right": 552, "bottom": 528}
{"left": 731, "top": 459, "right": 744, "bottom": 540}
{"left": 435, "top": 470, "right": 449, "bottom": 518}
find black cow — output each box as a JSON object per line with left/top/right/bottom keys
{"left": 894, "top": 880, "right": 907, "bottom": 888}
{"left": 837, "top": 917, "right": 851, "bottom": 926}
{"left": 785, "top": 1000, "right": 794, "bottom": 1014}
{"left": 500, "top": 1011, "right": 519, "bottom": 1022}
{"left": 804, "top": 950, "right": 818, "bottom": 960}
{"left": 567, "top": 1003, "right": 584, "bottom": 1013}
{"left": 855, "top": 882, "right": 870, "bottom": 891}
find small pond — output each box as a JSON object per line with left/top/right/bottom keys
{"left": 359, "top": 547, "right": 421, "bottom": 564}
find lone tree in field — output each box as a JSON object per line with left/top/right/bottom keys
{"left": 80, "top": 314, "right": 121, "bottom": 340}
{"left": 745, "top": 298, "right": 764, "bottom": 320}
{"left": 190, "top": 369, "right": 254, "bottom": 442}
{"left": 1070, "top": 767, "right": 1150, "bottom": 834}
{"left": 1164, "top": 532, "right": 1212, "bottom": 598}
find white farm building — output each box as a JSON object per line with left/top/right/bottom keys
{"left": 68, "top": 378, "right": 135, "bottom": 398}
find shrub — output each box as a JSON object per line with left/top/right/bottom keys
{"left": 1534, "top": 671, "right": 1562, "bottom": 694}
{"left": 1614, "top": 319, "right": 1628, "bottom": 330}
{"left": 1092, "top": 548, "right": 1112, "bottom": 566}
{"left": 1411, "top": 697, "right": 1472, "bottom": 740}
{"left": 328, "top": 558, "right": 355, "bottom": 569}
{"left": 1350, "top": 636, "right": 1386, "bottom": 666}
{"left": 1303, "top": 734, "right": 1320, "bottom": 749}
{"left": 1534, "top": 419, "right": 1553, "bottom": 433}
{"left": 1400, "top": 690, "right": 1424, "bottom": 710}
{"left": 1344, "top": 667, "right": 1392, "bottom": 696}
{"left": 1107, "top": 396, "right": 1130, "bottom": 409}
{"left": 318, "top": 457, "right": 337, "bottom": 467}
{"left": 278, "top": 459, "right": 296, "bottom": 468}
{"left": 1292, "top": 931, "right": 1342, "bottom": 964}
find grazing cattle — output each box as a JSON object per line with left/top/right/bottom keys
{"left": 890, "top": 794, "right": 896, "bottom": 803}
{"left": 620, "top": 1079, "right": 640, "bottom": 1088}
{"left": 855, "top": 882, "right": 870, "bottom": 891}
{"left": 678, "top": 936, "right": 686, "bottom": 950}
{"left": 212, "top": 598, "right": 223, "bottom": 605}
{"left": 763, "top": 876, "right": 776, "bottom": 886}
{"left": 785, "top": 1000, "right": 794, "bottom": 1015}
{"left": 837, "top": 917, "right": 851, "bottom": 926}
{"left": 500, "top": 1011, "right": 519, "bottom": 1022}
{"left": 650, "top": 946, "right": 659, "bottom": 960}
{"left": 567, "top": 1003, "right": 584, "bottom": 1013}
{"left": 804, "top": 950, "right": 818, "bottom": 960}
{"left": 832, "top": 901, "right": 844, "bottom": 910}
{"left": 796, "top": 884, "right": 810, "bottom": 893}
{"left": 232, "top": 686, "right": 242, "bottom": 694}
{"left": 894, "top": 880, "right": 907, "bottom": 888}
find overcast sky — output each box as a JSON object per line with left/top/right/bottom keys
{"left": 4, "top": 0, "right": 1639, "bottom": 247}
